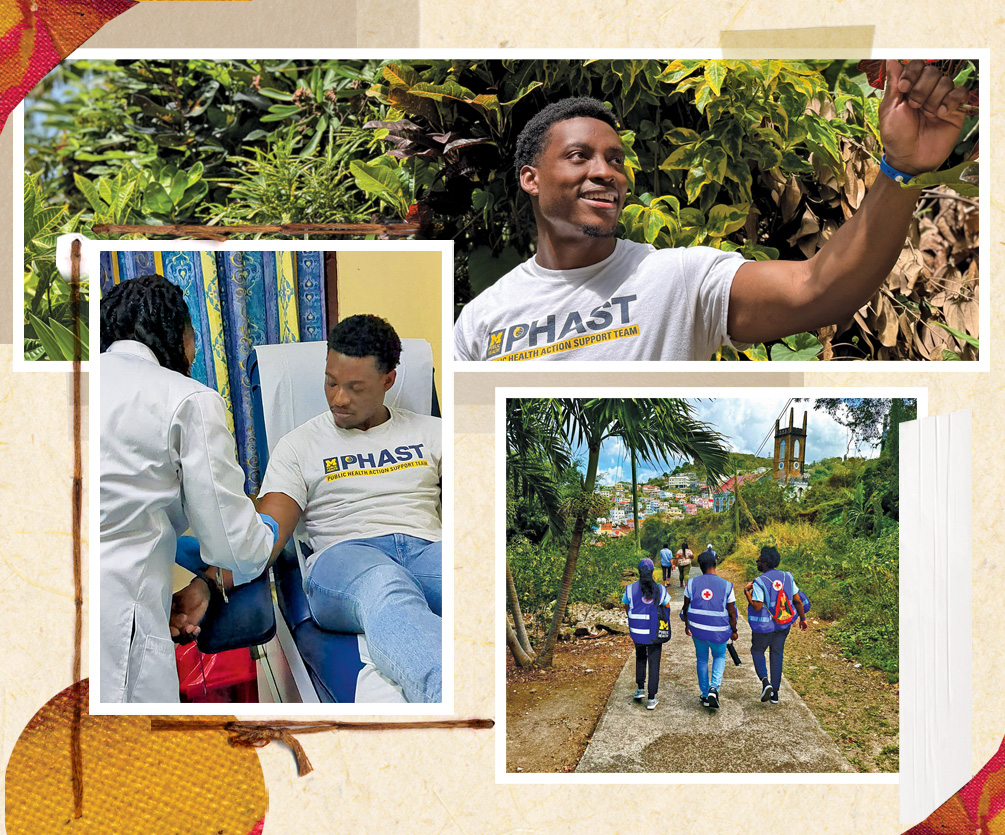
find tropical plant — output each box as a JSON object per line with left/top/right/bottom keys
{"left": 24, "top": 174, "right": 88, "bottom": 361}
{"left": 505, "top": 398, "right": 732, "bottom": 668}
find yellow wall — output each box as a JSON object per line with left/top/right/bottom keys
{"left": 336, "top": 250, "right": 443, "bottom": 398}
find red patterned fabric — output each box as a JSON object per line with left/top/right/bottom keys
{"left": 0, "top": 0, "right": 136, "bottom": 134}
{"left": 904, "top": 737, "right": 1005, "bottom": 834}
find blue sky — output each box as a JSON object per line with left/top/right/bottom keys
{"left": 591, "top": 397, "right": 883, "bottom": 487}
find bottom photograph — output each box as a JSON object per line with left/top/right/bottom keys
{"left": 501, "top": 391, "right": 918, "bottom": 775}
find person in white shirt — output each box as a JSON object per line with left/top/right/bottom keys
{"left": 256, "top": 315, "right": 443, "bottom": 703}
{"left": 454, "top": 61, "right": 970, "bottom": 362}
{"left": 99, "top": 275, "right": 278, "bottom": 703}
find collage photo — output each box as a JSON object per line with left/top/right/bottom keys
{"left": 0, "top": 15, "right": 995, "bottom": 835}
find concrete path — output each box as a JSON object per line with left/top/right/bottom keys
{"left": 577, "top": 581, "right": 854, "bottom": 773}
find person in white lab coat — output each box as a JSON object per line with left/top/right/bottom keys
{"left": 99, "top": 275, "right": 278, "bottom": 703}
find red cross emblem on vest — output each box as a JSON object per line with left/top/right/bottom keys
{"left": 701, "top": 588, "right": 713, "bottom": 600}
{"left": 772, "top": 579, "right": 783, "bottom": 591}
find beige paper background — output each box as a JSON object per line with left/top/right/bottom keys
{"left": 3, "top": 5, "right": 1001, "bottom": 833}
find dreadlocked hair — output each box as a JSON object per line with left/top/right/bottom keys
{"left": 100, "top": 274, "right": 193, "bottom": 376}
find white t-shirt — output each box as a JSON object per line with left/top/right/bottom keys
{"left": 259, "top": 407, "right": 441, "bottom": 574}
{"left": 453, "top": 238, "right": 747, "bottom": 362}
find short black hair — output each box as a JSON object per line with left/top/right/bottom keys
{"left": 327, "top": 314, "right": 401, "bottom": 374}
{"left": 100, "top": 274, "right": 192, "bottom": 376}
{"left": 759, "top": 546, "right": 781, "bottom": 571}
{"left": 514, "top": 97, "right": 619, "bottom": 179}
{"left": 698, "top": 550, "right": 717, "bottom": 572}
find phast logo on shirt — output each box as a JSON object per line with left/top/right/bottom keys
{"left": 486, "top": 295, "right": 640, "bottom": 361}
{"left": 322, "top": 444, "right": 428, "bottom": 482}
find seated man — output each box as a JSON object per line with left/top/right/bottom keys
{"left": 209, "top": 314, "right": 443, "bottom": 703}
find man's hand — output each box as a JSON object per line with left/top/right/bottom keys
{"left": 879, "top": 60, "right": 969, "bottom": 176}
{"left": 798, "top": 618, "right": 808, "bottom": 632}
{"left": 170, "top": 576, "right": 210, "bottom": 644}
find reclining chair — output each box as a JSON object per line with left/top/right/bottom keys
{"left": 176, "top": 338, "right": 438, "bottom": 703}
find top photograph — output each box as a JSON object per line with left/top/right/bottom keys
{"left": 19, "top": 56, "right": 982, "bottom": 367}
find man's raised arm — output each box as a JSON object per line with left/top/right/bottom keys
{"left": 727, "top": 59, "right": 970, "bottom": 345}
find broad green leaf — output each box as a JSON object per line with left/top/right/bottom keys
{"left": 942, "top": 349, "right": 961, "bottom": 361}
{"left": 168, "top": 170, "right": 189, "bottom": 205}
{"left": 770, "top": 331, "right": 822, "bottom": 361}
{"left": 349, "top": 159, "right": 408, "bottom": 216}
{"left": 704, "top": 62, "right": 727, "bottom": 97}
{"left": 73, "top": 174, "right": 107, "bottom": 213}
{"left": 48, "top": 318, "right": 88, "bottom": 362}
{"left": 902, "top": 161, "right": 978, "bottom": 197}
{"left": 694, "top": 81, "right": 715, "bottom": 114}
{"left": 143, "top": 182, "right": 174, "bottom": 216}
{"left": 185, "top": 162, "right": 204, "bottom": 190}
{"left": 677, "top": 207, "right": 705, "bottom": 228}
{"left": 743, "top": 344, "right": 769, "bottom": 361}
{"left": 659, "top": 144, "right": 698, "bottom": 171}
{"left": 382, "top": 63, "right": 423, "bottom": 89}
{"left": 658, "top": 60, "right": 702, "bottom": 85}
{"left": 703, "top": 146, "right": 727, "bottom": 183}
{"left": 26, "top": 313, "right": 66, "bottom": 361}
{"left": 706, "top": 203, "right": 749, "bottom": 237}
{"left": 261, "top": 104, "right": 303, "bottom": 122}
{"left": 664, "top": 127, "right": 702, "bottom": 146}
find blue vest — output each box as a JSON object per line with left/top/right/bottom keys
{"left": 747, "top": 569, "right": 796, "bottom": 633}
{"left": 626, "top": 582, "right": 666, "bottom": 645}
{"left": 686, "top": 573, "right": 732, "bottom": 643}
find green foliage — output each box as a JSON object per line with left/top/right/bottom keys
{"left": 728, "top": 521, "right": 899, "bottom": 679}
{"left": 507, "top": 535, "right": 642, "bottom": 615}
{"left": 24, "top": 174, "right": 89, "bottom": 361}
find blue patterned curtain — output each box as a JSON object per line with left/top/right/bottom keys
{"left": 99, "top": 250, "right": 327, "bottom": 492}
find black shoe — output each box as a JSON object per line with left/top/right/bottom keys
{"left": 769, "top": 689, "right": 779, "bottom": 705}
{"left": 699, "top": 694, "right": 709, "bottom": 708}
{"left": 706, "top": 687, "right": 720, "bottom": 709}
{"left": 760, "top": 679, "right": 772, "bottom": 702}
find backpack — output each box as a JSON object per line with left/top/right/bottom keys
{"left": 655, "top": 592, "right": 671, "bottom": 644}
{"left": 772, "top": 587, "right": 797, "bottom": 627}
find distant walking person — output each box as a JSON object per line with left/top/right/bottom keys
{"left": 675, "top": 540, "right": 693, "bottom": 587}
{"left": 683, "top": 550, "right": 738, "bottom": 709}
{"left": 745, "top": 546, "right": 808, "bottom": 705}
{"left": 658, "top": 543, "right": 674, "bottom": 587}
{"left": 623, "top": 558, "right": 671, "bottom": 711}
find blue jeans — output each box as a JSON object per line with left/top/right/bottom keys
{"left": 692, "top": 638, "right": 727, "bottom": 697}
{"left": 750, "top": 628, "right": 790, "bottom": 692}
{"left": 304, "top": 534, "right": 442, "bottom": 703}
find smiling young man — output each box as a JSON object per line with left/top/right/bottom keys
{"left": 254, "top": 314, "right": 443, "bottom": 703}
{"left": 453, "top": 60, "right": 971, "bottom": 362}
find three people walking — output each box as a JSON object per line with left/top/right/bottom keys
{"left": 625, "top": 544, "right": 807, "bottom": 712}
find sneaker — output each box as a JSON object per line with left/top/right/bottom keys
{"left": 706, "top": 687, "right": 720, "bottom": 710}
{"left": 699, "top": 695, "right": 709, "bottom": 708}
{"left": 646, "top": 697, "right": 659, "bottom": 710}
{"left": 769, "top": 689, "right": 779, "bottom": 705}
{"left": 633, "top": 688, "right": 645, "bottom": 701}
{"left": 760, "top": 679, "right": 772, "bottom": 702}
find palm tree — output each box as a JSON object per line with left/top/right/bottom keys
{"left": 506, "top": 397, "right": 732, "bottom": 668}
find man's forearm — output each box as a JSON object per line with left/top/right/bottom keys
{"left": 796, "top": 173, "right": 920, "bottom": 330}
{"left": 255, "top": 492, "right": 303, "bottom": 563}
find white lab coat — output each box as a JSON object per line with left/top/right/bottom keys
{"left": 100, "top": 340, "right": 273, "bottom": 703}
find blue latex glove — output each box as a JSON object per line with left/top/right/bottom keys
{"left": 259, "top": 512, "right": 280, "bottom": 545}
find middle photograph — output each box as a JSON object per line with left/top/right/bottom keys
{"left": 93, "top": 241, "right": 452, "bottom": 714}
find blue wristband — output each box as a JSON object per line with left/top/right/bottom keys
{"left": 880, "top": 154, "right": 916, "bottom": 184}
{"left": 258, "top": 512, "right": 280, "bottom": 544}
